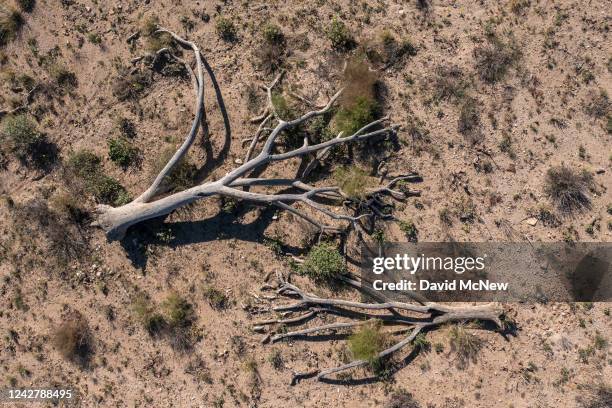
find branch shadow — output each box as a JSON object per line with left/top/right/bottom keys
{"left": 119, "top": 203, "right": 301, "bottom": 270}
{"left": 197, "top": 55, "right": 232, "bottom": 180}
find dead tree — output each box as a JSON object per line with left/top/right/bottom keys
{"left": 92, "top": 28, "right": 419, "bottom": 240}
{"left": 255, "top": 275, "right": 504, "bottom": 383}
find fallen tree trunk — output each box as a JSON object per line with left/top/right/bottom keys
{"left": 93, "top": 28, "right": 419, "bottom": 240}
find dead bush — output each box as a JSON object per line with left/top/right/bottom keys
{"left": 584, "top": 90, "right": 610, "bottom": 118}
{"left": 52, "top": 316, "right": 92, "bottom": 368}
{"left": 457, "top": 97, "right": 483, "bottom": 144}
{"left": 432, "top": 65, "right": 469, "bottom": 102}
{"left": 112, "top": 69, "right": 153, "bottom": 101}
{"left": 449, "top": 325, "right": 482, "bottom": 369}
{"left": 11, "top": 199, "right": 89, "bottom": 269}
{"left": 473, "top": 34, "right": 521, "bottom": 83}
{"left": 544, "top": 165, "right": 593, "bottom": 214}
{"left": 384, "top": 391, "right": 421, "bottom": 408}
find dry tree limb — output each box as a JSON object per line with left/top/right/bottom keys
{"left": 258, "top": 278, "right": 504, "bottom": 382}
{"left": 92, "top": 29, "right": 408, "bottom": 241}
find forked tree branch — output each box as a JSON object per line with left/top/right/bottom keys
{"left": 92, "top": 29, "right": 415, "bottom": 240}
{"left": 256, "top": 278, "right": 504, "bottom": 382}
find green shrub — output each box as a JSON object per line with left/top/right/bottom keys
{"left": 0, "top": 8, "right": 24, "bottom": 47}
{"left": 163, "top": 293, "right": 194, "bottom": 328}
{"left": 108, "top": 137, "right": 139, "bottom": 168}
{"left": 333, "top": 96, "right": 378, "bottom": 136}
{"left": 302, "top": 243, "right": 347, "bottom": 281}
{"left": 1, "top": 114, "right": 57, "bottom": 169}
{"left": 398, "top": 220, "right": 418, "bottom": 242}
{"left": 257, "top": 24, "right": 286, "bottom": 73}
{"left": 349, "top": 321, "right": 386, "bottom": 365}
{"left": 544, "top": 165, "right": 593, "bottom": 214}
{"left": 216, "top": 18, "right": 237, "bottom": 42}
{"left": 333, "top": 166, "right": 373, "bottom": 200}
{"left": 203, "top": 286, "right": 230, "bottom": 310}
{"left": 2, "top": 114, "right": 41, "bottom": 159}
{"left": 412, "top": 332, "right": 430, "bottom": 351}
{"left": 132, "top": 295, "right": 166, "bottom": 336}
{"left": 262, "top": 24, "right": 284, "bottom": 45}
{"left": 17, "top": 0, "right": 35, "bottom": 13}
{"left": 87, "top": 32, "right": 102, "bottom": 45}
{"left": 66, "top": 150, "right": 129, "bottom": 206}
{"left": 327, "top": 17, "right": 354, "bottom": 51}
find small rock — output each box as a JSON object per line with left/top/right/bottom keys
{"left": 524, "top": 217, "right": 538, "bottom": 226}
{"left": 234, "top": 158, "right": 243, "bottom": 164}
{"left": 595, "top": 168, "right": 605, "bottom": 174}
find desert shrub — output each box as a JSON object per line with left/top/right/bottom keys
{"left": 334, "top": 96, "right": 379, "bottom": 136}
{"left": 257, "top": 24, "right": 285, "bottom": 73}
{"left": 216, "top": 17, "right": 237, "bottom": 42}
{"left": 366, "top": 31, "right": 416, "bottom": 68}
{"left": 473, "top": 35, "right": 521, "bottom": 83}
{"left": 457, "top": 97, "right": 482, "bottom": 144}
{"left": 203, "top": 286, "right": 230, "bottom": 310}
{"left": 333, "top": 58, "right": 379, "bottom": 136}
{"left": 412, "top": 332, "right": 431, "bottom": 351}
{"left": 302, "top": 243, "right": 347, "bottom": 281}
{"left": 384, "top": 391, "right": 421, "bottom": 408}
{"left": 580, "top": 385, "right": 612, "bottom": 408}
{"left": 112, "top": 70, "right": 152, "bottom": 101}
{"left": 530, "top": 205, "right": 560, "bottom": 227}
{"left": 0, "top": 8, "right": 24, "bottom": 47}
{"left": 584, "top": 90, "right": 610, "bottom": 118}
{"left": 544, "top": 165, "right": 593, "bottom": 214}
{"left": 399, "top": 220, "right": 418, "bottom": 242}
{"left": 17, "top": 0, "right": 35, "bottom": 12}
{"left": 11, "top": 199, "right": 89, "bottom": 267}
{"left": 340, "top": 57, "right": 378, "bottom": 107}
{"left": 116, "top": 117, "right": 137, "bottom": 138}
{"left": 327, "top": 17, "right": 354, "bottom": 51}
{"left": 268, "top": 350, "right": 284, "bottom": 370}
{"left": 163, "top": 293, "right": 194, "bottom": 328}
{"left": 108, "top": 137, "right": 139, "bottom": 168}
{"left": 262, "top": 23, "right": 284, "bottom": 45}
{"left": 132, "top": 294, "right": 166, "bottom": 336}
{"left": 49, "top": 191, "right": 88, "bottom": 224}
{"left": 349, "top": 321, "right": 386, "bottom": 366}
{"left": 449, "top": 325, "right": 482, "bottom": 368}
{"left": 150, "top": 147, "right": 197, "bottom": 192}
{"left": 333, "top": 166, "right": 373, "bottom": 200}
{"left": 163, "top": 293, "right": 196, "bottom": 352}
{"left": 271, "top": 92, "right": 295, "bottom": 120}
{"left": 49, "top": 64, "right": 78, "bottom": 89}
{"left": 432, "top": 65, "right": 469, "bottom": 102}
{"left": 52, "top": 317, "right": 92, "bottom": 367}
{"left": 66, "top": 150, "right": 129, "bottom": 205}
{"left": 1, "top": 114, "right": 58, "bottom": 169}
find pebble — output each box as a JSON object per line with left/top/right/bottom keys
{"left": 234, "top": 158, "right": 243, "bottom": 164}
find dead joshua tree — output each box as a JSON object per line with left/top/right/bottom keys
{"left": 92, "top": 28, "right": 420, "bottom": 240}
{"left": 255, "top": 275, "right": 504, "bottom": 383}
